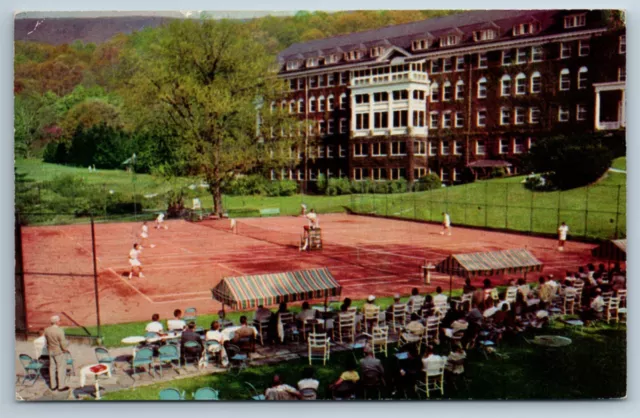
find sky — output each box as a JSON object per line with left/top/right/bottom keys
{"left": 15, "top": 11, "right": 299, "bottom": 19}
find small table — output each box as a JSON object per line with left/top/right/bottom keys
{"left": 80, "top": 364, "right": 111, "bottom": 400}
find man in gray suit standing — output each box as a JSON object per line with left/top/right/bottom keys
{"left": 44, "top": 315, "right": 70, "bottom": 391}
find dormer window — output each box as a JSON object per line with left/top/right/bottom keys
{"left": 474, "top": 30, "right": 497, "bottom": 42}
{"left": 345, "top": 50, "right": 363, "bottom": 61}
{"left": 286, "top": 60, "right": 301, "bottom": 71}
{"left": 513, "top": 22, "right": 540, "bottom": 36}
{"left": 370, "top": 46, "right": 385, "bottom": 58}
{"left": 325, "top": 54, "right": 340, "bottom": 64}
{"left": 440, "top": 35, "right": 460, "bottom": 47}
{"left": 564, "top": 13, "right": 586, "bottom": 29}
{"left": 412, "top": 39, "right": 430, "bottom": 51}
{"left": 306, "top": 57, "right": 320, "bottom": 68}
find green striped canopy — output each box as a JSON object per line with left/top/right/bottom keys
{"left": 591, "top": 239, "right": 626, "bottom": 261}
{"left": 211, "top": 268, "right": 342, "bottom": 310}
{"left": 435, "top": 248, "right": 544, "bottom": 278}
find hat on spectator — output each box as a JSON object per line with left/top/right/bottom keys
{"left": 367, "top": 295, "right": 376, "bottom": 302}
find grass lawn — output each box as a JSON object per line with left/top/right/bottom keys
{"left": 101, "top": 321, "right": 626, "bottom": 400}
{"left": 611, "top": 157, "right": 626, "bottom": 171}
{"left": 16, "top": 158, "right": 626, "bottom": 239}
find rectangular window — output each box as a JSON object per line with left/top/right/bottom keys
{"left": 620, "top": 35, "right": 626, "bottom": 54}
{"left": 501, "top": 108, "right": 511, "bottom": 125}
{"left": 392, "top": 90, "right": 409, "bottom": 101}
{"left": 339, "top": 144, "right": 346, "bottom": 158}
{"left": 296, "top": 169, "right": 303, "bottom": 180}
{"left": 578, "top": 70, "right": 588, "bottom": 89}
{"left": 317, "top": 145, "right": 325, "bottom": 158}
{"left": 430, "top": 112, "right": 439, "bottom": 129}
{"left": 454, "top": 141, "right": 463, "bottom": 155}
{"left": 478, "top": 53, "right": 488, "bottom": 69}
{"left": 289, "top": 79, "right": 297, "bottom": 90}
{"left": 309, "top": 76, "right": 317, "bottom": 89}
{"left": 499, "top": 138, "right": 509, "bottom": 154}
{"left": 327, "top": 74, "right": 335, "bottom": 86}
{"left": 455, "top": 112, "right": 464, "bottom": 128}
{"left": 414, "top": 141, "right": 427, "bottom": 155}
{"left": 502, "top": 50, "right": 513, "bottom": 66}
{"left": 514, "top": 138, "right": 525, "bottom": 154}
{"left": 318, "top": 75, "right": 325, "bottom": 88}
{"left": 564, "top": 14, "right": 586, "bottom": 28}
{"left": 531, "top": 74, "right": 541, "bottom": 93}
{"left": 326, "top": 145, "right": 334, "bottom": 158}
{"left": 441, "top": 169, "right": 450, "bottom": 183}
{"left": 309, "top": 169, "right": 317, "bottom": 181}
{"left": 431, "top": 59, "right": 441, "bottom": 73}
{"left": 372, "top": 142, "right": 387, "bottom": 156}
{"left": 560, "top": 71, "right": 571, "bottom": 91}
{"left": 453, "top": 168, "right": 461, "bottom": 182}
{"left": 561, "top": 42, "right": 572, "bottom": 59}
{"left": 412, "top": 111, "right": 425, "bottom": 127}
{"left": 354, "top": 143, "right": 367, "bottom": 157}
{"left": 429, "top": 141, "right": 438, "bottom": 156}
{"left": 441, "top": 140, "right": 450, "bottom": 156}
{"left": 577, "top": 104, "right": 587, "bottom": 121}
{"left": 353, "top": 168, "right": 365, "bottom": 181}
{"left": 529, "top": 107, "right": 540, "bottom": 124}
{"left": 393, "top": 110, "right": 409, "bottom": 128}
{"left": 374, "top": 112, "right": 389, "bottom": 129}
{"left": 390, "top": 168, "right": 406, "bottom": 180}
{"left": 456, "top": 56, "right": 465, "bottom": 71}
{"left": 531, "top": 45, "right": 543, "bottom": 62}
{"left": 414, "top": 168, "right": 427, "bottom": 180}
{"left": 476, "top": 140, "right": 486, "bottom": 155}
{"left": 391, "top": 141, "right": 407, "bottom": 155}
{"left": 515, "top": 107, "right": 525, "bottom": 125}
{"left": 318, "top": 121, "right": 326, "bottom": 136}
{"left": 339, "top": 118, "right": 347, "bottom": 134}
{"left": 579, "top": 40, "right": 590, "bottom": 56}
{"left": 340, "top": 72, "right": 349, "bottom": 85}
{"left": 443, "top": 84, "right": 452, "bottom": 101}
{"left": 372, "top": 168, "right": 388, "bottom": 181}
{"left": 430, "top": 85, "right": 440, "bottom": 102}
{"left": 477, "top": 109, "right": 487, "bottom": 127}
{"left": 355, "top": 113, "right": 370, "bottom": 130}
{"left": 618, "top": 67, "right": 626, "bottom": 82}
{"left": 318, "top": 98, "right": 325, "bottom": 112}
{"left": 443, "top": 57, "right": 453, "bottom": 72}
{"left": 501, "top": 77, "right": 512, "bottom": 96}
{"left": 327, "top": 96, "right": 334, "bottom": 111}
{"left": 455, "top": 82, "right": 464, "bottom": 100}
{"left": 328, "top": 120, "right": 335, "bottom": 135}
{"left": 441, "top": 35, "right": 459, "bottom": 47}
{"left": 558, "top": 106, "right": 570, "bottom": 122}
{"left": 355, "top": 94, "right": 370, "bottom": 104}
{"left": 442, "top": 112, "right": 452, "bottom": 129}
{"left": 478, "top": 79, "right": 487, "bottom": 98}
{"left": 516, "top": 48, "right": 528, "bottom": 64}
{"left": 373, "top": 92, "right": 389, "bottom": 102}
{"left": 412, "top": 90, "right": 426, "bottom": 100}
{"left": 516, "top": 76, "right": 526, "bottom": 95}
{"left": 297, "top": 78, "right": 305, "bottom": 90}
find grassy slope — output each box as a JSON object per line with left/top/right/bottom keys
{"left": 101, "top": 323, "right": 626, "bottom": 400}
{"left": 611, "top": 157, "right": 626, "bottom": 171}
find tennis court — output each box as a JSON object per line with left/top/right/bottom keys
{"left": 21, "top": 213, "right": 597, "bottom": 329}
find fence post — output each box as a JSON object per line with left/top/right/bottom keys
{"left": 615, "top": 185, "right": 621, "bottom": 239}
{"left": 414, "top": 191, "right": 417, "bottom": 220}
{"left": 484, "top": 181, "right": 488, "bottom": 228}
{"left": 505, "top": 183, "right": 509, "bottom": 229}
{"left": 556, "top": 190, "right": 562, "bottom": 230}
{"left": 584, "top": 186, "right": 590, "bottom": 238}
{"left": 90, "top": 216, "right": 102, "bottom": 340}
{"left": 464, "top": 181, "right": 468, "bottom": 225}
{"left": 529, "top": 189, "right": 534, "bottom": 234}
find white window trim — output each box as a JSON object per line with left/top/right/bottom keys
{"left": 514, "top": 107, "right": 525, "bottom": 125}
{"left": 455, "top": 112, "right": 464, "bottom": 128}
{"left": 430, "top": 112, "right": 439, "bottom": 129}
{"left": 454, "top": 141, "right": 463, "bottom": 155}
{"left": 502, "top": 50, "right": 512, "bottom": 66}
{"left": 501, "top": 75, "right": 512, "bottom": 97}
{"left": 477, "top": 109, "right": 487, "bottom": 127}
{"left": 531, "top": 45, "right": 543, "bottom": 62}
{"left": 515, "top": 73, "right": 527, "bottom": 95}
{"left": 500, "top": 107, "right": 511, "bottom": 126}
{"left": 440, "top": 140, "right": 450, "bottom": 156}
{"left": 476, "top": 140, "right": 486, "bottom": 155}
{"left": 442, "top": 82, "right": 452, "bottom": 101}
{"left": 478, "top": 53, "right": 488, "bottom": 69}
{"left": 372, "top": 143, "right": 387, "bottom": 157}
{"left": 530, "top": 72, "right": 542, "bottom": 94}
{"left": 560, "top": 42, "right": 572, "bottom": 59}
{"left": 516, "top": 48, "right": 527, "bottom": 64}
{"left": 576, "top": 104, "right": 587, "bottom": 121}
{"left": 578, "top": 67, "right": 588, "bottom": 90}
{"left": 578, "top": 40, "right": 590, "bottom": 56}
{"left": 558, "top": 106, "right": 570, "bottom": 122}
{"left": 455, "top": 80, "right": 464, "bottom": 100}
{"left": 391, "top": 142, "right": 407, "bottom": 156}
{"left": 529, "top": 107, "right": 540, "bottom": 124}
{"left": 499, "top": 138, "right": 509, "bottom": 154}
{"left": 477, "top": 77, "right": 487, "bottom": 99}
{"left": 559, "top": 69, "right": 570, "bottom": 91}
{"left": 441, "top": 111, "right": 452, "bottom": 129}
{"left": 619, "top": 35, "right": 626, "bottom": 54}
{"left": 513, "top": 138, "right": 525, "bottom": 154}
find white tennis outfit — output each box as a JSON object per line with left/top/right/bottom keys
{"left": 306, "top": 212, "right": 319, "bottom": 228}
{"left": 129, "top": 248, "right": 142, "bottom": 267}
{"left": 156, "top": 214, "right": 164, "bottom": 224}
{"left": 443, "top": 213, "right": 451, "bottom": 227}
{"left": 558, "top": 225, "right": 569, "bottom": 241}
{"left": 140, "top": 224, "right": 149, "bottom": 239}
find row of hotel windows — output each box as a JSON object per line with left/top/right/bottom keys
{"left": 354, "top": 111, "right": 424, "bottom": 129}
{"left": 352, "top": 138, "right": 533, "bottom": 157}
{"left": 354, "top": 167, "right": 464, "bottom": 183}
{"left": 354, "top": 90, "right": 425, "bottom": 103}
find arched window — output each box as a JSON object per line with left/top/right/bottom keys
{"left": 477, "top": 77, "right": 487, "bottom": 98}
{"left": 442, "top": 81, "right": 452, "bottom": 101}
{"left": 578, "top": 66, "right": 588, "bottom": 90}
{"left": 500, "top": 74, "right": 512, "bottom": 97}
{"left": 430, "top": 82, "right": 440, "bottom": 102}
{"left": 309, "top": 97, "right": 316, "bottom": 113}
{"left": 318, "top": 96, "right": 326, "bottom": 112}
{"left": 455, "top": 80, "right": 464, "bottom": 100}
{"left": 281, "top": 100, "right": 287, "bottom": 110}
{"left": 530, "top": 71, "right": 541, "bottom": 93}
{"left": 289, "top": 101, "right": 296, "bottom": 113}
{"left": 327, "top": 95, "right": 335, "bottom": 111}
{"left": 298, "top": 99, "right": 305, "bottom": 114}
{"left": 339, "top": 93, "right": 347, "bottom": 110}
{"left": 515, "top": 73, "right": 527, "bottom": 95}
{"left": 270, "top": 101, "right": 277, "bottom": 113}
{"left": 559, "top": 68, "right": 570, "bottom": 91}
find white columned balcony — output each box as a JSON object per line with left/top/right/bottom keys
{"left": 593, "top": 81, "right": 626, "bottom": 131}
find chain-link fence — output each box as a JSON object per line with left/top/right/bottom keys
{"left": 349, "top": 182, "right": 625, "bottom": 240}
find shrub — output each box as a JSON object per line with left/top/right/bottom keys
{"left": 489, "top": 167, "right": 507, "bottom": 178}
{"left": 389, "top": 179, "right": 408, "bottom": 194}
{"left": 414, "top": 174, "right": 442, "bottom": 191}
{"left": 327, "top": 177, "right": 351, "bottom": 195}
{"left": 315, "top": 174, "right": 328, "bottom": 194}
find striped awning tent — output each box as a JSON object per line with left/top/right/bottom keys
{"left": 435, "top": 248, "right": 544, "bottom": 278}
{"left": 591, "top": 239, "right": 626, "bottom": 261}
{"left": 211, "top": 267, "right": 342, "bottom": 310}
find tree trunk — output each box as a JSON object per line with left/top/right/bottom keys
{"left": 212, "top": 183, "right": 223, "bottom": 217}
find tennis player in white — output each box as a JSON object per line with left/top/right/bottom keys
{"left": 128, "top": 243, "right": 144, "bottom": 279}
{"left": 155, "top": 213, "right": 166, "bottom": 230}
{"left": 301, "top": 209, "right": 319, "bottom": 251}
{"left": 440, "top": 212, "right": 452, "bottom": 236}
{"left": 140, "top": 221, "right": 155, "bottom": 248}
{"left": 557, "top": 222, "right": 569, "bottom": 251}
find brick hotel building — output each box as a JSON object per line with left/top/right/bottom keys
{"left": 275, "top": 10, "right": 625, "bottom": 186}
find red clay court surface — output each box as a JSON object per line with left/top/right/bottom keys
{"left": 22, "top": 213, "right": 598, "bottom": 329}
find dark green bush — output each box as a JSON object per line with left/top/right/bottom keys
{"left": 414, "top": 174, "right": 442, "bottom": 191}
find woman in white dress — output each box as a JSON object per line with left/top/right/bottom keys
{"left": 440, "top": 212, "right": 452, "bottom": 236}
{"left": 155, "top": 213, "right": 166, "bottom": 230}
{"left": 140, "top": 222, "right": 155, "bottom": 248}
{"left": 128, "top": 243, "right": 144, "bottom": 279}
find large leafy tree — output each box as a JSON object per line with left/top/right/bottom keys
{"left": 122, "top": 18, "right": 302, "bottom": 215}
{"left": 14, "top": 92, "right": 56, "bottom": 157}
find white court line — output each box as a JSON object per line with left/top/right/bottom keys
{"left": 106, "top": 268, "right": 154, "bottom": 304}
{"left": 152, "top": 297, "right": 213, "bottom": 304}
{"left": 57, "top": 227, "right": 103, "bottom": 263}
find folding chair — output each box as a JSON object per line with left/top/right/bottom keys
{"left": 562, "top": 288, "right": 577, "bottom": 315}
{"left": 425, "top": 316, "right": 440, "bottom": 346}
{"left": 183, "top": 307, "right": 197, "bottom": 322}
{"left": 452, "top": 293, "right": 472, "bottom": 312}
{"left": 390, "top": 304, "right": 408, "bottom": 333}
{"left": 156, "top": 344, "right": 181, "bottom": 376}
{"left": 606, "top": 297, "right": 621, "bottom": 323}
{"left": 363, "top": 305, "right": 381, "bottom": 334}
{"left": 158, "top": 388, "right": 185, "bottom": 400}
{"left": 131, "top": 348, "right": 155, "bottom": 380}
{"left": 335, "top": 312, "right": 356, "bottom": 343}
{"left": 95, "top": 347, "right": 117, "bottom": 374}
{"left": 505, "top": 287, "right": 518, "bottom": 304}
{"left": 193, "top": 387, "right": 220, "bottom": 400}
{"left": 308, "top": 332, "right": 330, "bottom": 365}
{"left": 416, "top": 356, "right": 446, "bottom": 398}
{"left": 369, "top": 326, "right": 389, "bottom": 358}
{"left": 253, "top": 318, "right": 271, "bottom": 346}
{"left": 245, "top": 381, "right": 266, "bottom": 400}
{"left": 18, "top": 354, "right": 44, "bottom": 385}
{"left": 409, "top": 296, "right": 425, "bottom": 314}
{"left": 182, "top": 341, "right": 202, "bottom": 370}
{"left": 227, "top": 344, "right": 249, "bottom": 374}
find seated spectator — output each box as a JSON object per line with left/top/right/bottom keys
{"left": 611, "top": 271, "right": 626, "bottom": 292}
{"left": 433, "top": 287, "right": 448, "bottom": 305}
{"left": 407, "top": 288, "right": 422, "bottom": 312}
{"left": 276, "top": 302, "right": 294, "bottom": 343}
{"left": 297, "top": 301, "right": 316, "bottom": 326}
{"left": 340, "top": 297, "right": 353, "bottom": 312}
{"left": 205, "top": 321, "right": 228, "bottom": 367}
{"left": 406, "top": 313, "right": 425, "bottom": 335}
{"left": 513, "top": 292, "right": 529, "bottom": 318}
{"left": 463, "top": 278, "right": 476, "bottom": 294}
{"left": 363, "top": 295, "right": 381, "bottom": 330}
{"left": 254, "top": 305, "right": 272, "bottom": 323}
{"left": 167, "top": 309, "right": 186, "bottom": 331}
{"left": 297, "top": 367, "right": 320, "bottom": 400}
{"left": 445, "top": 344, "right": 466, "bottom": 375}
{"left": 421, "top": 295, "right": 435, "bottom": 317}
{"left": 482, "top": 279, "right": 494, "bottom": 300}
{"left": 472, "top": 286, "right": 485, "bottom": 308}
{"left": 492, "top": 303, "right": 510, "bottom": 326}
{"left": 587, "top": 264, "right": 597, "bottom": 286}
{"left": 330, "top": 357, "right": 360, "bottom": 399}
{"left": 483, "top": 298, "right": 498, "bottom": 318}
{"left": 386, "top": 294, "right": 406, "bottom": 321}
{"left": 265, "top": 375, "right": 302, "bottom": 400}
{"left": 145, "top": 313, "right": 164, "bottom": 333}
{"left": 517, "top": 278, "right": 530, "bottom": 299}
{"left": 421, "top": 345, "right": 443, "bottom": 372}
{"left": 537, "top": 276, "right": 555, "bottom": 306}
{"left": 578, "top": 266, "right": 588, "bottom": 281}
{"left": 597, "top": 264, "right": 608, "bottom": 280}
{"left": 180, "top": 321, "right": 202, "bottom": 362}
{"left": 581, "top": 288, "right": 606, "bottom": 325}
{"left": 395, "top": 347, "right": 421, "bottom": 396}
{"left": 360, "top": 345, "right": 384, "bottom": 378}
{"left": 232, "top": 316, "right": 257, "bottom": 344}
